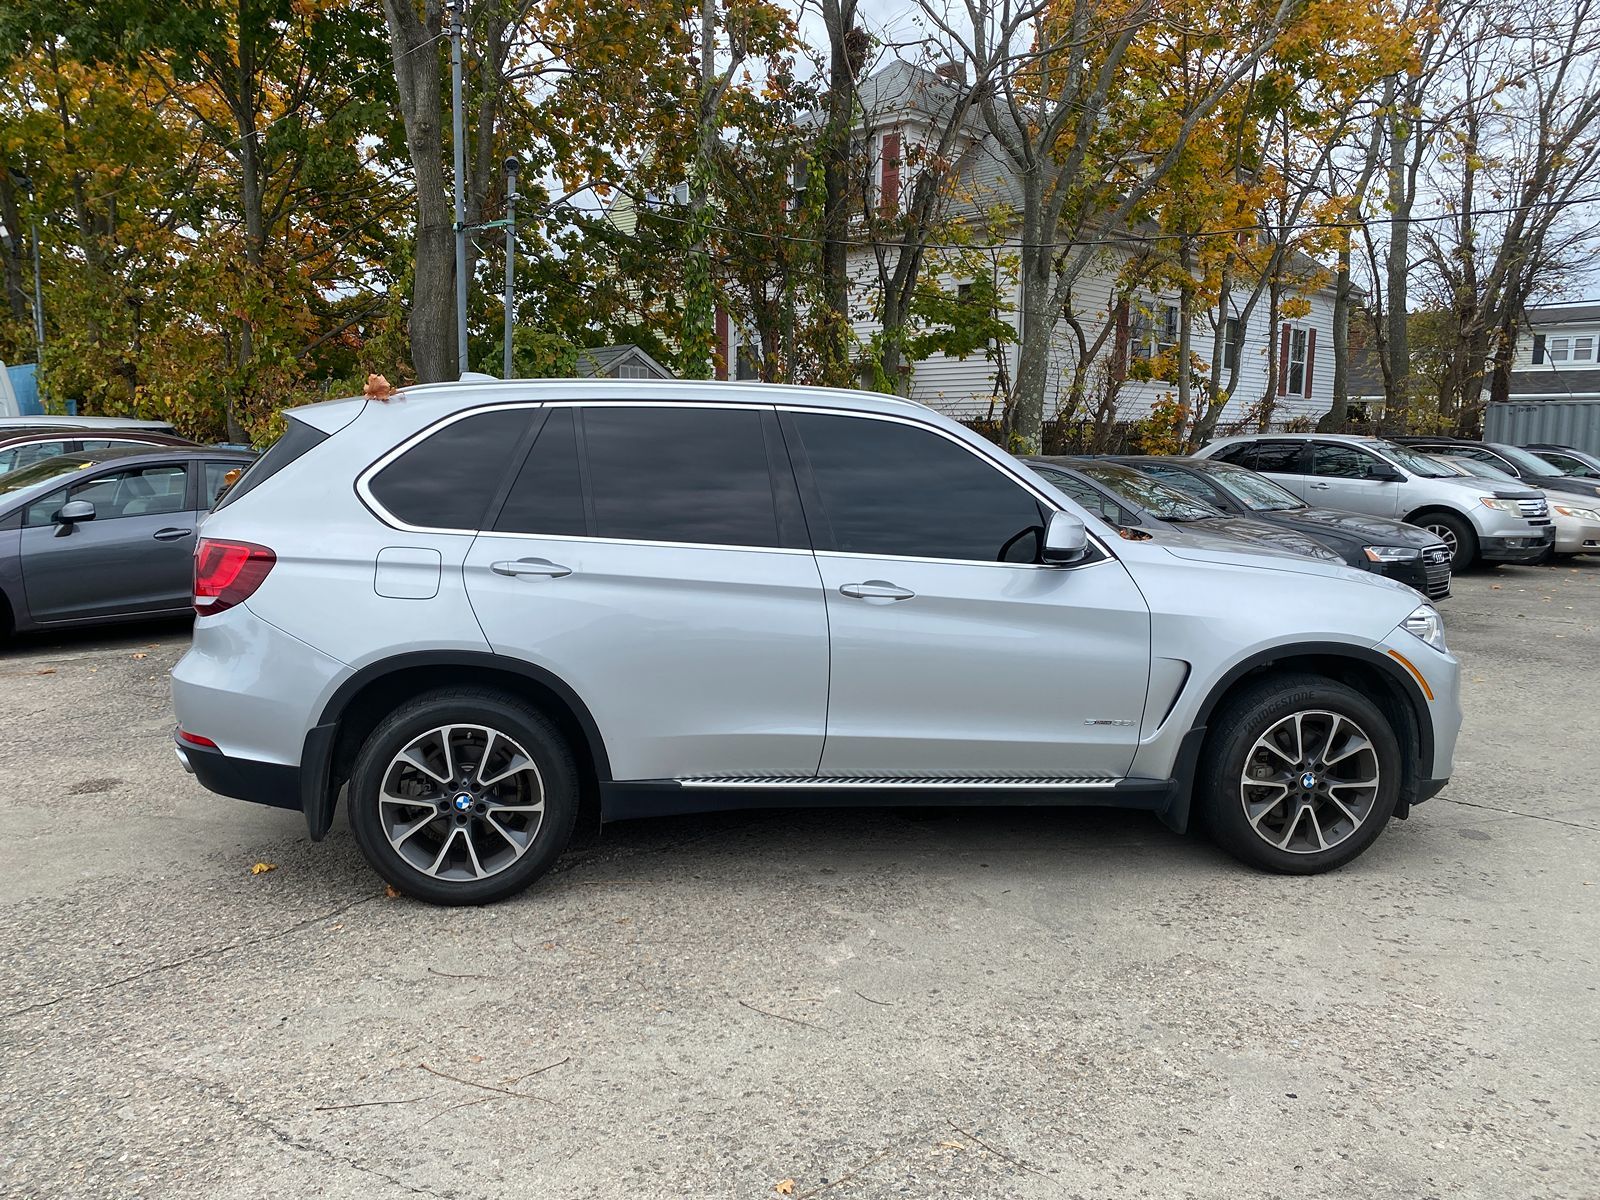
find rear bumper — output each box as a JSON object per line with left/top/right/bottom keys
{"left": 1479, "top": 527, "right": 1556, "bottom": 562}
{"left": 175, "top": 732, "right": 302, "bottom": 811}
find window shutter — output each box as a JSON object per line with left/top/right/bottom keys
{"left": 1304, "top": 327, "right": 1317, "bottom": 397}
{"left": 1113, "top": 300, "right": 1130, "bottom": 379}
{"left": 1278, "top": 324, "right": 1291, "bottom": 395}
{"left": 1532, "top": 333, "right": 1546, "bottom": 365}
{"left": 714, "top": 306, "right": 729, "bottom": 381}
{"left": 880, "top": 132, "right": 901, "bottom": 218}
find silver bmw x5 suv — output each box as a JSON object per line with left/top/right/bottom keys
{"left": 172, "top": 381, "right": 1462, "bottom": 904}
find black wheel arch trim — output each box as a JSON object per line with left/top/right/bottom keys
{"left": 300, "top": 650, "right": 613, "bottom": 841}
{"left": 1159, "top": 640, "right": 1436, "bottom": 834}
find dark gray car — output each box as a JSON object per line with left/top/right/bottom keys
{"left": 0, "top": 446, "right": 255, "bottom": 638}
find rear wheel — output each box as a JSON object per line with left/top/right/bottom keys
{"left": 1197, "top": 673, "right": 1402, "bottom": 874}
{"left": 348, "top": 687, "right": 578, "bottom": 905}
{"left": 1415, "top": 511, "right": 1476, "bottom": 570}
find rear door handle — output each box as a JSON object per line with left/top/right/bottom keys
{"left": 491, "top": 557, "right": 572, "bottom": 578}
{"left": 154, "top": 527, "right": 194, "bottom": 541}
{"left": 840, "top": 580, "right": 914, "bottom": 601}
{"left": 1308, "top": 482, "right": 1330, "bottom": 490}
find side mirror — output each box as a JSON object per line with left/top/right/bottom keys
{"left": 1042, "top": 510, "right": 1089, "bottom": 564}
{"left": 55, "top": 499, "right": 95, "bottom": 535}
{"left": 1366, "top": 463, "right": 1404, "bottom": 482}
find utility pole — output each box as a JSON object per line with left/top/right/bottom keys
{"left": 448, "top": 0, "right": 469, "bottom": 377}
{"left": 503, "top": 157, "right": 520, "bottom": 379}
{"left": 15, "top": 173, "right": 44, "bottom": 359}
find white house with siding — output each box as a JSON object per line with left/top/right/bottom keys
{"left": 822, "top": 61, "right": 1339, "bottom": 430}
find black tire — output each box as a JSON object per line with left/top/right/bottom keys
{"left": 348, "top": 686, "right": 579, "bottom": 906}
{"left": 1414, "top": 510, "right": 1477, "bottom": 571}
{"left": 1197, "top": 673, "right": 1402, "bottom": 875}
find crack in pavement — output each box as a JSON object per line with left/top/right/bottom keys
{"left": 181, "top": 1074, "right": 455, "bottom": 1199}
{"left": 1442, "top": 796, "right": 1600, "bottom": 834}
{"left": 2, "top": 895, "right": 379, "bottom": 1020}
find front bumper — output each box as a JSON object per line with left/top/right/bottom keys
{"left": 1480, "top": 526, "right": 1556, "bottom": 563}
{"left": 1552, "top": 513, "right": 1600, "bottom": 555}
{"left": 175, "top": 732, "right": 302, "bottom": 811}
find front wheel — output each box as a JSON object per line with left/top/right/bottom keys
{"left": 348, "top": 687, "right": 579, "bottom": 905}
{"left": 1417, "top": 511, "right": 1477, "bottom": 571}
{"left": 1197, "top": 674, "right": 1402, "bottom": 874}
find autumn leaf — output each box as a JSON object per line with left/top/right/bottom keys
{"left": 250, "top": 861, "right": 278, "bottom": 875}
{"left": 384, "top": 885, "right": 402, "bottom": 899}
{"left": 131, "top": 652, "right": 148, "bottom": 660}
{"left": 773, "top": 1181, "right": 795, "bottom": 1195}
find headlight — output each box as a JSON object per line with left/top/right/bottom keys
{"left": 1363, "top": 545, "right": 1421, "bottom": 563}
{"left": 1479, "top": 496, "right": 1517, "bottom": 511}
{"left": 1402, "top": 604, "right": 1447, "bottom": 652}
{"left": 1552, "top": 503, "right": 1600, "bottom": 521}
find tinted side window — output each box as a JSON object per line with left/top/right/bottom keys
{"left": 0, "top": 439, "right": 75, "bottom": 475}
{"left": 792, "top": 413, "right": 1045, "bottom": 563}
{"left": 581, "top": 406, "right": 780, "bottom": 547}
{"left": 1252, "top": 441, "right": 1307, "bottom": 474}
{"left": 369, "top": 408, "right": 533, "bottom": 530}
{"left": 494, "top": 408, "right": 587, "bottom": 536}
{"left": 1312, "top": 444, "right": 1378, "bottom": 478}
{"left": 1208, "top": 443, "right": 1257, "bottom": 468}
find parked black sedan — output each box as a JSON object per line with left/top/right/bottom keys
{"left": 1104, "top": 455, "right": 1452, "bottom": 600}
{"left": 1022, "top": 457, "right": 1346, "bottom": 563}
{"left": 0, "top": 445, "right": 255, "bottom": 638}
{"left": 1390, "top": 436, "right": 1600, "bottom": 504}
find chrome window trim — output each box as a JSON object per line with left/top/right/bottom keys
{"left": 354, "top": 397, "right": 1116, "bottom": 565}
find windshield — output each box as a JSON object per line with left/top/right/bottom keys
{"left": 1489, "top": 443, "right": 1562, "bottom": 477}
{"left": 1194, "top": 461, "right": 1306, "bottom": 512}
{"left": 1075, "top": 461, "right": 1225, "bottom": 522}
{"left": 1371, "top": 441, "right": 1452, "bottom": 478}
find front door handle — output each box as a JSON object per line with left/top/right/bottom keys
{"left": 491, "top": 557, "right": 572, "bottom": 579}
{"left": 839, "top": 580, "right": 914, "bottom": 601}
{"left": 153, "top": 527, "right": 194, "bottom": 541}
{"left": 1307, "top": 482, "right": 1330, "bottom": 490}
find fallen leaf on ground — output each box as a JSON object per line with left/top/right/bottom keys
{"left": 35, "top": 668, "right": 55, "bottom": 675}
{"left": 250, "top": 861, "right": 278, "bottom": 875}
{"left": 938, "top": 1140, "right": 964, "bottom": 1150}
{"left": 384, "top": 885, "right": 401, "bottom": 899}
{"left": 774, "top": 1181, "right": 795, "bottom": 1195}
{"left": 130, "top": 652, "right": 147, "bottom": 660}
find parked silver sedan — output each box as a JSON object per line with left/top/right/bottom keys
{"left": 1429, "top": 455, "right": 1600, "bottom": 556}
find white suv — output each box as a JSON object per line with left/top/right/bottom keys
{"left": 173, "top": 382, "right": 1461, "bottom": 904}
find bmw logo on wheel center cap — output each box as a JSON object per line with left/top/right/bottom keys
{"left": 1300, "top": 772, "right": 1317, "bottom": 790}
{"left": 453, "top": 792, "right": 474, "bottom": 812}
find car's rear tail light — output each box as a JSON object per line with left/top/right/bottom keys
{"left": 194, "top": 538, "right": 276, "bottom": 615}
{"left": 176, "top": 729, "right": 218, "bottom": 749}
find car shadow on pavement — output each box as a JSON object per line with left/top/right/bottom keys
{"left": 3, "top": 616, "right": 192, "bottom": 656}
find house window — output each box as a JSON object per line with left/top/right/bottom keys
{"left": 1545, "top": 335, "right": 1596, "bottom": 364}
{"left": 1287, "top": 327, "right": 1309, "bottom": 396}
{"left": 957, "top": 282, "right": 974, "bottom": 303}
{"left": 1158, "top": 305, "right": 1179, "bottom": 356}
{"left": 1222, "top": 317, "right": 1241, "bottom": 371}
{"left": 735, "top": 342, "right": 759, "bottom": 381}
{"left": 618, "top": 363, "right": 653, "bottom": 380}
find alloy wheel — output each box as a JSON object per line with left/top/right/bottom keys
{"left": 1424, "top": 522, "right": 1458, "bottom": 555}
{"left": 1239, "top": 709, "right": 1381, "bottom": 854}
{"left": 378, "top": 724, "right": 545, "bottom": 881}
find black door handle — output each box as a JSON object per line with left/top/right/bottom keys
{"left": 154, "top": 527, "right": 194, "bottom": 541}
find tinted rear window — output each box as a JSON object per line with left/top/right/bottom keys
{"left": 369, "top": 408, "right": 533, "bottom": 529}
{"left": 215, "top": 419, "right": 327, "bottom": 511}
